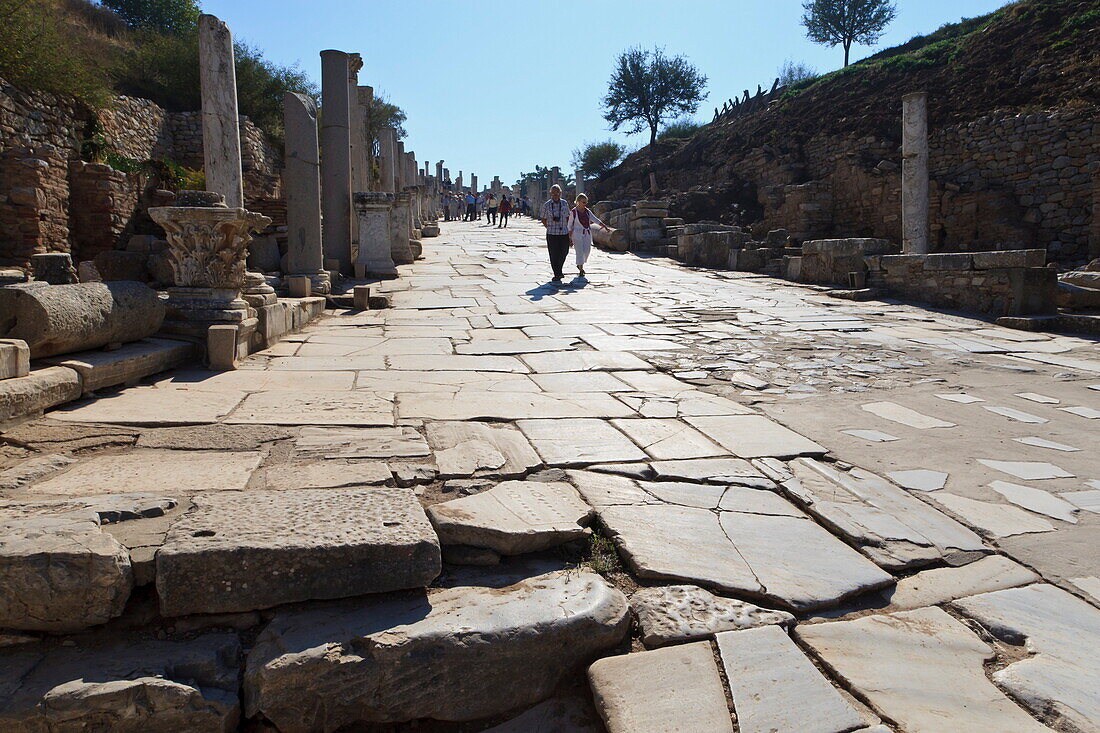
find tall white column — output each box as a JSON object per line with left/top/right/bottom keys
{"left": 902, "top": 91, "right": 930, "bottom": 254}
{"left": 198, "top": 14, "right": 243, "bottom": 209}
{"left": 320, "top": 49, "right": 353, "bottom": 273}
{"left": 283, "top": 92, "right": 330, "bottom": 294}
{"left": 575, "top": 169, "right": 585, "bottom": 195}
{"left": 378, "top": 126, "right": 396, "bottom": 193}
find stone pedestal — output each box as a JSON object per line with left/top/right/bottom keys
{"left": 241, "top": 272, "right": 277, "bottom": 308}
{"left": 354, "top": 193, "right": 398, "bottom": 279}
{"left": 390, "top": 192, "right": 415, "bottom": 266}
{"left": 283, "top": 92, "right": 330, "bottom": 295}
{"left": 198, "top": 15, "right": 244, "bottom": 209}
{"left": 320, "top": 50, "right": 353, "bottom": 274}
{"left": 149, "top": 194, "right": 270, "bottom": 338}
{"left": 902, "top": 92, "right": 930, "bottom": 254}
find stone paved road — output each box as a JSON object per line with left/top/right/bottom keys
{"left": 3, "top": 216, "right": 1099, "bottom": 731}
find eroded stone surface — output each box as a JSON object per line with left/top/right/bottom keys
{"left": 518, "top": 419, "right": 648, "bottom": 465}
{"left": 0, "top": 453, "right": 76, "bottom": 491}
{"left": 29, "top": 449, "right": 262, "bottom": 497}
{"left": 245, "top": 570, "right": 629, "bottom": 728}
{"left": 428, "top": 480, "right": 592, "bottom": 554}
{"left": 952, "top": 583, "right": 1100, "bottom": 732}
{"left": 425, "top": 421, "right": 542, "bottom": 478}
{"left": 0, "top": 633, "right": 241, "bottom": 731}
{"left": 782, "top": 458, "right": 987, "bottom": 570}
{"left": 716, "top": 625, "right": 870, "bottom": 733}
{"left": 137, "top": 423, "right": 294, "bottom": 450}
{"left": 587, "top": 642, "right": 733, "bottom": 733}
{"left": 225, "top": 390, "right": 395, "bottom": 425}
{"left": 0, "top": 510, "right": 132, "bottom": 631}
{"left": 797, "top": 607, "right": 1050, "bottom": 733}
{"left": 631, "top": 584, "right": 793, "bottom": 646}
{"left": 294, "top": 426, "right": 430, "bottom": 458}
{"left": 157, "top": 488, "right": 440, "bottom": 615}
{"left": 685, "top": 415, "right": 826, "bottom": 458}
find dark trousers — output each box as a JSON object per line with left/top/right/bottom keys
{"left": 498, "top": 211, "right": 509, "bottom": 227}
{"left": 546, "top": 234, "right": 570, "bottom": 279}
{"left": 466, "top": 204, "right": 475, "bottom": 221}
{"left": 488, "top": 208, "right": 497, "bottom": 224}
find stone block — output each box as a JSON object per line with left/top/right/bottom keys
{"left": 879, "top": 254, "right": 925, "bottom": 272}
{"left": 207, "top": 324, "right": 239, "bottom": 371}
{"left": 972, "top": 249, "right": 1047, "bottom": 269}
{"left": 0, "top": 633, "right": 241, "bottom": 730}
{"left": 156, "top": 488, "right": 441, "bottom": 616}
{"left": 784, "top": 256, "right": 802, "bottom": 281}
{"left": 0, "top": 339, "right": 30, "bottom": 380}
{"left": 0, "top": 510, "right": 132, "bottom": 631}
{"left": 93, "top": 250, "right": 149, "bottom": 282}
{"left": 0, "top": 366, "right": 82, "bottom": 427}
{"left": 1007, "top": 266, "right": 1058, "bottom": 316}
{"left": 286, "top": 275, "right": 311, "bottom": 298}
{"left": 247, "top": 235, "right": 282, "bottom": 272}
{"left": 353, "top": 285, "right": 371, "bottom": 310}
{"left": 41, "top": 338, "right": 197, "bottom": 394}
{"left": 244, "top": 569, "right": 628, "bottom": 727}
{"left": 256, "top": 303, "right": 289, "bottom": 347}
{"left": 922, "top": 253, "right": 973, "bottom": 271}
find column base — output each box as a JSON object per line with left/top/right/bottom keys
{"left": 354, "top": 262, "right": 399, "bottom": 279}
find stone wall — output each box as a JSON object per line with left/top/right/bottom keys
{"left": 0, "top": 145, "right": 70, "bottom": 268}
{"left": 867, "top": 250, "right": 1055, "bottom": 317}
{"left": 0, "top": 77, "right": 284, "bottom": 269}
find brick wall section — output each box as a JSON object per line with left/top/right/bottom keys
{"left": 68, "top": 161, "right": 141, "bottom": 261}
{"left": 0, "top": 145, "right": 69, "bottom": 268}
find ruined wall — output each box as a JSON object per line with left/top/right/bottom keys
{"left": 0, "top": 146, "right": 70, "bottom": 268}
{"left": 0, "top": 77, "right": 284, "bottom": 269}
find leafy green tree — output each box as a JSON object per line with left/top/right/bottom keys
{"left": 657, "top": 118, "right": 702, "bottom": 141}
{"left": 801, "top": 0, "right": 897, "bottom": 67}
{"left": 101, "top": 0, "right": 200, "bottom": 35}
{"left": 777, "top": 59, "right": 817, "bottom": 87}
{"left": 365, "top": 91, "right": 408, "bottom": 144}
{"left": 602, "top": 47, "right": 707, "bottom": 146}
{"left": 571, "top": 141, "right": 626, "bottom": 178}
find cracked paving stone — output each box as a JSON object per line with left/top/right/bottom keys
{"left": 424, "top": 421, "right": 542, "bottom": 478}
{"left": 398, "top": 391, "right": 634, "bottom": 421}
{"left": 987, "top": 481, "right": 1079, "bottom": 523}
{"left": 610, "top": 418, "right": 727, "bottom": 460}
{"left": 977, "top": 459, "right": 1074, "bottom": 481}
{"left": 952, "top": 584, "right": 1100, "bottom": 732}
{"left": 797, "top": 607, "right": 1051, "bottom": 733}
{"left": 587, "top": 642, "right": 733, "bottom": 733}
{"left": 427, "top": 480, "right": 592, "bottom": 554}
{"left": 928, "top": 493, "right": 1055, "bottom": 538}
{"left": 886, "top": 469, "right": 948, "bottom": 491}
{"left": 683, "top": 415, "right": 826, "bottom": 458}
{"left": 859, "top": 401, "right": 956, "bottom": 429}
{"left": 717, "top": 625, "right": 873, "bottom": 733}
{"left": 518, "top": 419, "right": 648, "bottom": 466}
{"left": 225, "top": 390, "right": 395, "bottom": 426}
{"left": 294, "top": 426, "right": 431, "bottom": 459}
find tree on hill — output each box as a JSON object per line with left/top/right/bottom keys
{"left": 602, "top": 47, "right": 707, "bottom": 146}
{"left": 100, "top": 0, "right": 200, "bottom": 35}
{"left": 802, "top": 0, "right": 897, "bottom": 67}
{"left": 571, "top": 141, "right": 626, "bottom": 178}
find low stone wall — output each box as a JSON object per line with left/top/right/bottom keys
{"left": 867, "top": 249, "right": 1054, "bottom": 316}
{"left": 796, "top": 238, "right": 899, "bottom": 286}
{"left": 68, "top": 161, "right": 142, "bottom": 262}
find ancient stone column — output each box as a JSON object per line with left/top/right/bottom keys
{"left": 198, "top": 14, "right": 244, "bottom": 209}
{"left": 390, "top": 192, "right": 415, "bottom": 265}
{"left": 347, "top": 55, "right": 365, "bottom": 198}
{"left": 575, "top": 170, "right": 585, "bottom": 195}
{"left": 394, "top": 141, "right": 406, "bottom": 190}
{"left": 354, "top": 192, "right": 397, "bottom": 279}
{"left": 902, "top": 92, "right": 930, "bottom": 254}
{"left": 320, "top": 50, "right": 353, "bottom": 273}
{"left": 282, "top": 92, "right": 330, "bottom": 295}
{"left": 378, "top": 127, "right": 397, "bottom": 193}
{"left": 361, "top": 87, "right": 375, "bottom": 191}
{"left": 471, "top": 174, "right": 478, "bottom": 195}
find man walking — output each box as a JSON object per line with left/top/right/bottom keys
{"left": 541, "top": 184, "right": 570, "bottom": 283}
{"left": 465, "top": 191, "right": 476, "bottom": 221}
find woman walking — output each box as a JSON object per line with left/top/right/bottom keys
{"left": 497, "top": 195, "right": 512, "bottom": 228}
{"left": 566, "top": 194, "right": 609, "bottom": 279}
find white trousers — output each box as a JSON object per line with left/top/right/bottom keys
{"left": 573, "top": 231, "right": 593, "bottom": 266}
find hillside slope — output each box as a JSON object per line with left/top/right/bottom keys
{"left": 593, "top": 0, "right": 1099, "bottom": 210}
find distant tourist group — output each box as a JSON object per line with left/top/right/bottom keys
{"left": 440, "top": 191, "right": 528, "bottom": 227}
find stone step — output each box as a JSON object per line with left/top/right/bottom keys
{"left": 41, "top": 337, "right": 198, "bottom": 395}
{"left": 244, "top": 568, "right": 629, "bottom": 728}
{"left": 156, "top": 487, "right": 441, "bottom": 616}
{"left": 0, "top": 633, "right": 241, "bottom": 730}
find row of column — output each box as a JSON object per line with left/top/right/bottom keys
{"left": 283, "top": 49, "right": 445, "bottom": 286}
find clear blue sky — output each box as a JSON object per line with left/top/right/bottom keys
{"left": 202, "top": 0, "right": 1010, "bottom": 187}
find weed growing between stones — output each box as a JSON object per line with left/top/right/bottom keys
{"left": 585, "top": 532, "right": 624, "bottom": 579}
